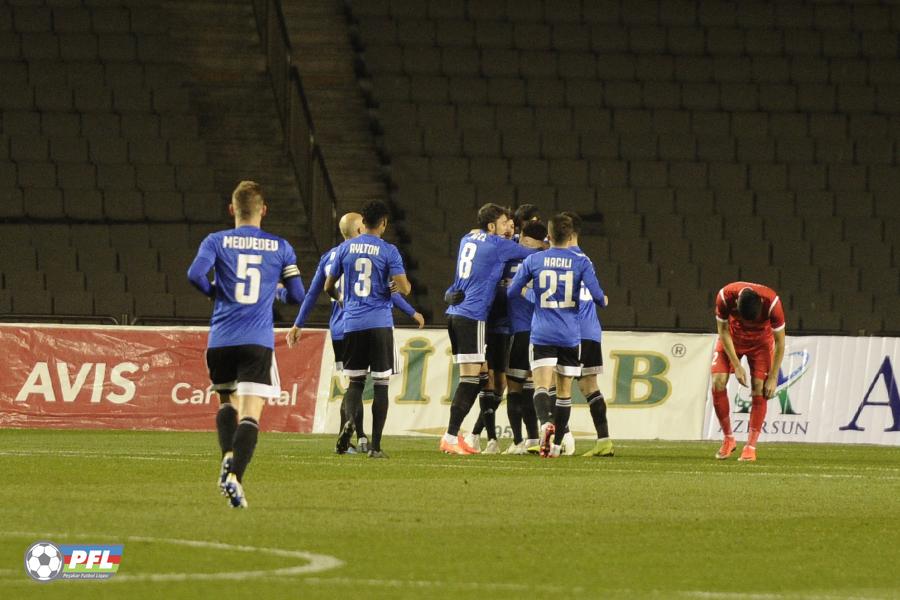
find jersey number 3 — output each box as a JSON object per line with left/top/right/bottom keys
{"left": 235, "top": 254, "right": 263, "bottom": 304}
{"left": 354, "top": 257, "right": 372, "bottom": 297}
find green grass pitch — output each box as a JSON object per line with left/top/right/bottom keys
{"left": 2, "top": 430, "right": 899, "bottom": 599}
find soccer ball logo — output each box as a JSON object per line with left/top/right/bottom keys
{"left": 24, "top": 541, "right": 63, "bottom": 582}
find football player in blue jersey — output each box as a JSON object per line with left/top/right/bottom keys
{"left": 439, "top": 204, "right": 535, "bottom": 454}
{"left": 466, "top": 209, "right": 515, "bottom": 454}
{"left": 286, "top": 211, "right": 423, "bottom": 454}
{"left": 323, "top": 200, "right": 411, "bottom": 459}
{"left": 188, "top": 181, "right": 306, "bottom": 508}
{"left": 561, "top": 212, "right": 614, "bottom": 458}
{"left": 507, "top": 213, "right": 607, "bottom": 458}
{"left": 501, "top": 219, "right": 547, "bottom": 454}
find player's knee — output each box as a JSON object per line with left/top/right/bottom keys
{"left": 711, "top": 375, "right": 728, "bottom": 392}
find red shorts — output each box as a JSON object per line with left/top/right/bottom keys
{"left": 711, "top": 337, "right": 774, "bottom": 381}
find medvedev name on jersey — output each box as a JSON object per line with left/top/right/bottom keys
{"left": 222, "top": 235, "right": 280, "bottom": 251}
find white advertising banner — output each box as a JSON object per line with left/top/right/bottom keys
{"left": 314, "top": 329, "right": 715, "bottom": 441}
{"left": 703, "top": 336, "right": 900, "bottom": 445}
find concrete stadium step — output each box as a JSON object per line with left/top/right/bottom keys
{"left": 164, "top": 0, "right": 318, "bottom": 258}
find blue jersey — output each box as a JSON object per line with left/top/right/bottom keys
{"left": 487, "top": 261, "right": 513, "bottom": 334}
{"left": 506, "top": 258, "right": 534, "bottom": 334}
{"left": 446, "top": 231, "right": 533, "bottom": 322}
{"left": 329, "top": 234, "right": 405, "bottom": 333}
{"left": 195, "top": 226, "right": 299, "bottom": 349}
{"left": 507, "top": 247, "right": 605, "bottom": 347}
{"left": 294, "top": 246, "right": 345, "bottom": 339}
{"left": 571, "top": 245, "right": 603, "bottom": 342}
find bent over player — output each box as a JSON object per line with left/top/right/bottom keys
{"left": 188, "top": 180, "right": 305, "bottom": 508}
{"left": 711, "top": 282, "right": 786, "bottom": 462}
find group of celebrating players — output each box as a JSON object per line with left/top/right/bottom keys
{"left": 189, "top": 181, "right": 787, "bottom": 508}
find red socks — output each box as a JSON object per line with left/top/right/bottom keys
{"left": 747, "top": 395, "right": 767, "bottom": 446}
{"left": 712, "top": 389, "right": 732, "bottom": 437}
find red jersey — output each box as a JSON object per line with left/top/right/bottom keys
{"left": 715, "top": 281, "right": 785, "bottom": 345}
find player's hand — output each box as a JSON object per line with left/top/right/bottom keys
{"left": 763, "top": 375, "right": 778, "bottom": 399}
{"left": 389, "top": 280, "right": 398, "bottom": 293}
{"left": 603, "top": 295, "right": 609, "bottom": 307}
{"left": 413, "top": 312, "right": 425, "bottom": 329}
{"left": 276, "top": 282, "right": 284, "bottom": 290}
{"left": 733, "top": 364, "right": 749, "bottom": 387}
{"left": 286, "top": 326, "right": 302, "bottom": 348}
{"left": 444, "top": 290, "right": 465, "bottom": 305}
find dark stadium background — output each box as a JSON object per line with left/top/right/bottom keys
{"left": 0, "top": 0, "right": 897, "bottom": 336}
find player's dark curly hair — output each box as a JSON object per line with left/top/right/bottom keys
{"left": 548, "top": 213, "right": 574, "bottom": 245}
{"left": 477, "top": 203, "right": 507, "bottom": 231}
{"left": 521, "top": 220, "right": 548, "bottom": 241}
{"left": 560, "top": 211, "right": 582, "bottom": 234}
{"left": 514, "top": 203, "right": 540, "bottom": 229}
{"left": 737, "top": 288, "right": 762, "bottom": 320}
{"left": 361, "top": 200, "right": 390, "bottom": 229}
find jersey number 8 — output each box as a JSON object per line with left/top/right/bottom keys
{"left": 538, "top": 269, "right": 576, "bottom": 309}
{"left": 457, "top": 243, "right": 477, "bottom": 279}
{"left": 235, "top": 254, "right": 263, "bottom": 304}
{"left": 354, "top": 257, "right": 372, "bottom": 297}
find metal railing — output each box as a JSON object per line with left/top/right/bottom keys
{"left": 252, "top": 0, "right": 337, "bottom": 254}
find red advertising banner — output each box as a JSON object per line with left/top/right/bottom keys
{"left": 0, "top": 325, "right": 325, "bottom": 432}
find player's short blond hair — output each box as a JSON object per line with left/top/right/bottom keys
{"left": 232, "top": 181, "right": 265, "bottom": 218}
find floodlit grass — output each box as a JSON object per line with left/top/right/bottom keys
{"left": 2, "top": 430, "right": 899, "bottom": 599}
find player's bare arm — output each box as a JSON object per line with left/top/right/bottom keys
{"left": 391, "top": 273, "right": 411, "bottom": 296}
{"left": 716, "top": 320, "right": 748, "bottom": 387}
{"left": 764, "top": 329, "right": 786, "bottom": 398}
{"left": 323, "top": 274, "right": 340, "bottom": 301}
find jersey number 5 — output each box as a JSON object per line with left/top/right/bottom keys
{"left": 235, "top": 254, "right": 263, "bottom": 304}
{"left": 457, "top": 243, "right": 477, "bottom": 279}
{"left": 538, "top": 270, "right": 576, "bottom": 309}
{"left": 354, "top": 257, "right": 372, "bottom": 297}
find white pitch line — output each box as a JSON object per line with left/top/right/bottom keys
{"left": 303, "top": 575, "right": 583, "bottom": 594}
{"left": 0, "top": 531, "right": 343, "bottom": 583}
{"left": 272, "top": 456, "right": 900, "bottom": 481}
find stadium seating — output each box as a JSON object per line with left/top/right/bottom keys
{"left": 348, "top": 0, "right": 900, "bottom": 333}
{"left": 0, "top": 0, "right": 317, "bottom": 324}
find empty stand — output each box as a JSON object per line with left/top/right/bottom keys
{"left": 349, "top": 0, "right": 900, "bottom": 332}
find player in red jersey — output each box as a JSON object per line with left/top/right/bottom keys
{"left": 710, "top": 282, "right": 786, "bottom": 462}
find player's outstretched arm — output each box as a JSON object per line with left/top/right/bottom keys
{"left": 765, "top": 329, "right": 786, "bottom": 398}
{"left": 292, "top": 261, "right": 327, "bottom": 327}
{"left": 716, "top": 320, "right": 747, "bottom": 387}
{"left": 391, "top": 292, "right": 416, "bottom": 316}
{"left": 582, "top": 263, "right": 607, "bottom": 308}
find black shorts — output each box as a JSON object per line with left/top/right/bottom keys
{"left": 579, "top": 339, "right": 604, "bottom": 376}
{"left": 332, "top": 337, "right": 345, "bottom": 372}
{"left": 486, "top": 332, "right": 510, "bottom": 372}
{"left": 206, "top": 344, "right": 280, "bottom": 399}
{"left": 342, "top": 327, "right": 399, "bottom": 378}
{"left": 507, "top": 331, "right": 532, "bottom": 381}
{"left": 529, "top": 343, "right": 582, "bottom": 377}
{"left": 447, "top": 315, "right": 485, "bottom": 364}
